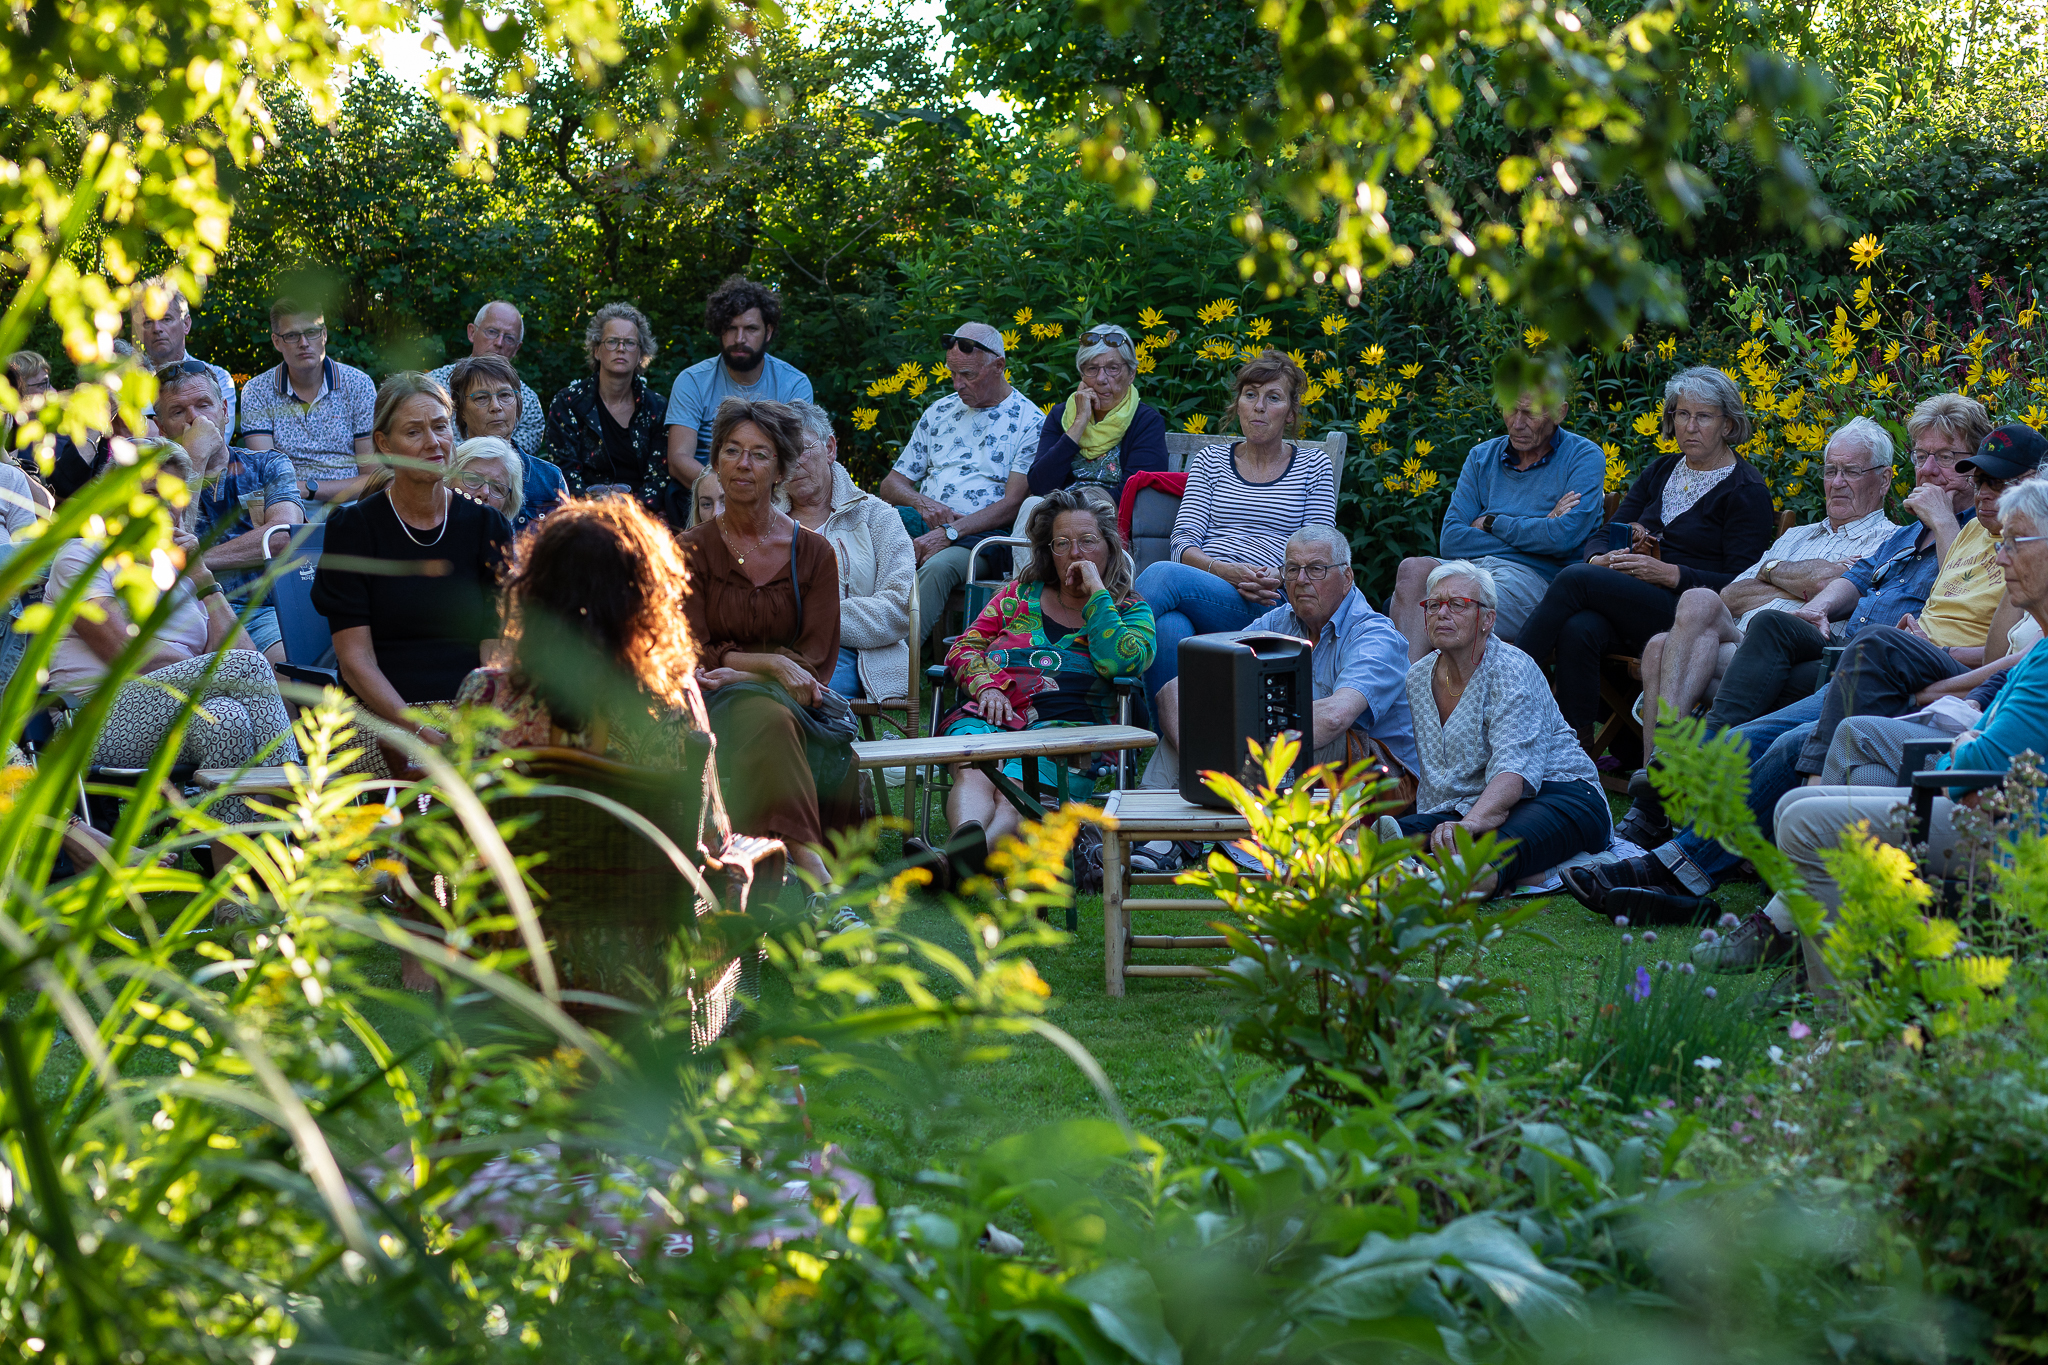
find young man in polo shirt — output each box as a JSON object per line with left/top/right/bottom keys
{"left": 129, "top": 275, "right": 238, "bottom": 436}
{"left": 238, "top": 299, "right": 378, "bottom": 504}
{"left": 663, "top": 276, "right": 814, "bottom": 484}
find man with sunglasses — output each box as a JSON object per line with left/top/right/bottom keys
{"left": 879, "top": 321, "right": 1040, "bottom": 651}
{"left": 239, "top": 297, "right": 378, "bottom": 504}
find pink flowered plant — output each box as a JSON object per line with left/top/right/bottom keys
{"left": 1788, "top": 1020, "right": 1812, "bottom": 1041}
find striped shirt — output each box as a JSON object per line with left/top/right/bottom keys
{"left": 1169, "top": 441, "right": 1337, "bottom": 570}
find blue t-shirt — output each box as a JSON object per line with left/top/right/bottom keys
{"left": 663, "top": 354, "right": 814, "bottom": 468}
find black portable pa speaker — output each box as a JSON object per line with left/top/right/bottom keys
{"left": 1177, "top": 630, "right": 1314, "bottom": 809}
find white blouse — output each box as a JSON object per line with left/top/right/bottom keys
{"left": 1403, "top": 638, "right": 1601, "bottom": 815}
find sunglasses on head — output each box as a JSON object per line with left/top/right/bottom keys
{"left": 942, "top": 334, "right": 999, "bottom": 358}
{"left": 1080, "top": 329, "right": 1131, "bottom": 346}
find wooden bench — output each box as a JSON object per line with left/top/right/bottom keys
{"left": 1098, "top": 789, "right": 1254, "bottom": 997}
{"left": 852, "top": 724, "right": 1157, "bottom": 822}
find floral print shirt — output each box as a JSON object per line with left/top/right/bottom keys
{"left": 890, "top": 389, "right": 1041, "bottom": 515}
{"left": 943, "top": 581, "right": 1155, "bottom": 731}
{"left": 543, "top": 375, "right": 668, "bottom": 507}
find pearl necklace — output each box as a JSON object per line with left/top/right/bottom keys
{"left": 395, "top": 485, "right": 450, "bottom": 547}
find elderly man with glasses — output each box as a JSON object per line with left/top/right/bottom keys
{"left": 879, "top": 321, "right": 1042, "bottom": 651}
{"left": 425, "top": 301, "right": 545, "bottom": 458}
{"left": 1620, "top": 415, "right": 1900, "bottom": 831}
{"left": 1154, "top": 524, "right": 1416, "bottom": 786}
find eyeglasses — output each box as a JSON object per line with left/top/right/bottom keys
{"left": 598, "top": 336, "right": 641, "bottom": 352}
{"left": 457, "top": 472, "right": 510, "bottom": 497}
{"left": 1999, "top": 535, "right": 2048, "bottom": 553}
{"left": 1422, "top": 596, "right": 1483, "bottom": 614}
{"left": 1080, "top": 329, "right": 1130, "bottom": 346}
{"left": 476, "top": 326, "right": 521, "bottom": 345}
{"left": 275, "top": 324, "right": 326, "bottom": 346}
{"left": 1913, "top": 446, "right": 1967, "bottom": 467}
{"left": 1669, "top": 407, "right": 1724, "bottom": 430}
{"left": 1281, "top": 561, "right": 1346, "bottom": 581}
{"left": 1973, "top": 473, "right": 2011, "bottom": 493}
{"left": 942, "top": 335, "right": 998, "bottom": 358}
{"left": 466, "top": 387, "right": 518, "bottom": 405}
{"left": 1821, "top": 463, "right": 1883, "bottom": 482}
{"left": 1080, "top": 361, "right": 1128, "bottom": 380}
{"left": 1050, "top": 535, "right": 1105, "bottom": 555}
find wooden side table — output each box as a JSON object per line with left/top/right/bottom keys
{"left": 1098, "top": 789, "right": 1252, "bottom": 996}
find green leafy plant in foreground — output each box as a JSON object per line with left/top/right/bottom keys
{"left": 1184, "top": 736, "right": 1542, "bottom": 1112}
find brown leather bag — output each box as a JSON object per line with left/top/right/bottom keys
{"left": 1344, "top": 731, "right": 1419, "bottom": 815}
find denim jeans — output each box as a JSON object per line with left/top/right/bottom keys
{"left": 1655, "top": 692, "right": 1822, "bottom": 893}
{"left": 830, "top": 647, "right": 864, "bottom": 699}
{"left": 1135, "top": 559, "right": 1264, "bottom": 698}
{"left": 1399, "top": 778, "right": 1612, "bottom": 889}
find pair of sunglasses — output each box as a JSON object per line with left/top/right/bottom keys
{"left": 942, "top": 334, "right": 1000, "bottom": 358}
{"left": 1081, "top": 328, "right": 1131, "bottom": 346}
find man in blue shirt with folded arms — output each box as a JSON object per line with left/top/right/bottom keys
{"left": 1389, "top": 389, "right": 1604, "bottom": 658}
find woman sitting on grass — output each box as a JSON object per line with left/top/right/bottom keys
{"left": 1382, "top": 559, "right": 1610, "bottom": 897}
{"left": 910, "top": 487, "right": 1154, "bottom": 887}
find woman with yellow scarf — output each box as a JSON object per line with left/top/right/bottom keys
{"left": 1026, "top": 323, "right": 1167, "bottom": 504}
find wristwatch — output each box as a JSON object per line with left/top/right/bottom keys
{"left": 944, "top": 524, "right": 959, "bottom": 543}
{"left": 1480, "top": 513, "right": 1498, "bottom": 534}
{"left": 1761, "top": 558, "right": 1782, "bottom": 584}
{"left": 306, "top": 477, "right": 319, "bottom": 500}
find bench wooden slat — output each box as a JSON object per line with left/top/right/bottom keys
{"left": 851, "top": 724, "right": 1156, "bottom": 770}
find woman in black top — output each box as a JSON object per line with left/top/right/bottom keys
{"left": 542, "top": 302, "right": 667, "bottom": 507}
{"left": 1516, "top": 366, "right": 1776, "bottom": 743}
{"left": 313, "top": 373, "right": 512, "bottom": 756}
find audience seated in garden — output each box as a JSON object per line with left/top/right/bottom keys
{"left": 1153, "top": 522, "right": 1417, "bottom": 790}
{"left": 679, "top": 397, "right": 853, "bottom": 889}
{"left": 1024, "top": 322, "right": 1166, "bottom": 514}
{"left": 1135, "top": 349, "right": 1337, "bottom": 707}
{"left": 1384, "top": 559, "right": 1610, "bottom": 898}
{"left": 0, "top": 455, "right": 43, "bottom": 686}
{"left": 780, "top": 400, "right": 915, "bottom": 703}
{"left": 459, "top": 495, "right": 713, "bottom": 766}
{"left": 1724, "top": 477, "right": 2048, "bottom": 989}
{"left": 911, "top": 487, "right": 1155, "bottom": 888}
{"left": 1607, "top": 394, "right": 2000, "bottom": 853}
{"left": 544, "top": 302, "right": 668, "bottom": 510}
{"left": 1630, "top": 415, "right": 1899, "bottom": 775}
{"left": 155, "top": 359, "right": 306, "bottom": 663}
{"left": 664, "top": 276, "right": 813, "bottom": 488}
{"left": 448, "top": 354, "right": 566, "bottom": 528}
{"left": 312, "top": 373, "right": 512, "bottom": 776}
{"left": 878, "top": 321, "right": 1040, "bottom": 650}
{"left": 1515, "top": 365, "right": 1777, "bottom": 750}
{"left": 1564, "top": 420, "right": 2036, "bottom": 919}
{"left": 1389, "top": 388, "right": 1604, "bottom": 654}
{"left": 426, "top": 301, "right": 545, "bottom": 457}
{"left": 129, "top": 275, "right": 238, "bottom": 436}
{"left": 41, "top": 439, "right": 300, "bottom": 864}
{"left": 8, "top": 353, "right": 130, "bottom": 504}
{"left": 240, "top": 297, "right": 379, "bottom": 505}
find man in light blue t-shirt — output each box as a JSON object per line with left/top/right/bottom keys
{"left": 663, "top": 275, "right": 814, "bottom": 484}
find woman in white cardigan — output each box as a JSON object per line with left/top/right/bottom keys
{"left": 782, "top": 401, "right": 917, "bottom": 701}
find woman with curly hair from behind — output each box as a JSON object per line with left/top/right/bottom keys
{"left": 457, "top": 494, "right": 708, "bottom": 765}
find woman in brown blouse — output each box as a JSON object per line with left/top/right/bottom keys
{"left": 679, "top": 397, "right": 854, "bottom": 887}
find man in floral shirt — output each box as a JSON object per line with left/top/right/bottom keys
{"left": 879, "top": 321, "right": 1040, "bottom": 651}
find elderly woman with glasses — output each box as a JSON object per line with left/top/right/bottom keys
{"left": 451, "top": 354, "right": 566, "bottom": 529}
{"left": 543, "top": 302, "right": 668, "bottom": 508}
{"left": 779, "top": 399, "right": 916, "bottom": 701}
{"left": 1379, "top": 560, "right": 1610, "bottom": 898}
{"left": 1515, "top": 365, "right": 1777, "bottom": 748}
{"left": 908, "top": 487, "right": 1155, "bottom": 887}
{"left": 1028, "top": 324, "right": 1167, "bottom": 503}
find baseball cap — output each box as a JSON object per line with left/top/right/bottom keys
{"left": 1958, "top": 422, "right": 2048, "bottom": 480}
{"left": 941, "top": 321, "right": 1005, "bottom": 358}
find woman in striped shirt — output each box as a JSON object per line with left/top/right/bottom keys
{"left": 1136, "top": 350, "right": 1338, "bottom": 702}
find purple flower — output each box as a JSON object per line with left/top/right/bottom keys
{"left": 1630, "top": 966, "right": 1653, "bottom": 1002}
{"left": 1718, "top": 912, "right": 1740, "bottom": 930}
{"left": 1679, "top": 962, "right": 1696, "bottom": 975}
{"left": 1643, "top": 931, "right": 1658, "bottom": 943}
{"left": 1788, "top": 1020, "right": 1812, "bottom": 1041}
{"left": 1700, "top": 927, "right": 1720, "bottom": 944}
{"left": 1614, "top": 914, "right": 1631, "bottom": 928}
{"left": 1703, "top": 986, "right": 1718, "bottom": 999}
{"left": 1621, "top": 933, "right": 1633, "bottom": 944}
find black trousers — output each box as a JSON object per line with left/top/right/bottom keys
{"left": 1705, "top": 610, "right": 1828, "bottom": 730}
{"left": 1515, "top": 563, "right": 1680, "bottom": 735}
{"left": 1795, "top": 625, "right": 1965, "bottom": 774}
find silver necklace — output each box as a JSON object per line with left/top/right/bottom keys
{"left": 395, "top": 485, "right": 450, "bottom": 547}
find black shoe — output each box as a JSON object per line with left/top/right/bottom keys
{"left": 1606, "top": 888, "right": 1719, "bottom": 926}
{"left": 901, "top": 837, "right": 953, "bottom": 894}
{"left": 1626, "top": 766, "right": 1667, "bottom": 820}
{"left": 1615, "top": 805, "right": 1672, "bottom": 849}
{"left": 947, "top": 821, "right": 989, "bottom": 883}
{"left": 1558, "top": 854, "right": 1683, "bottom": 914}
{"left": 1692, "top": 909, "right": 1799, "bottom": 974}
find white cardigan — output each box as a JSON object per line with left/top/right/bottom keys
{"left": 781, "top": 464, "right": 915, "bottom": 702}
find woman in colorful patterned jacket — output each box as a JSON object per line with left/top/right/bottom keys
{"left": 912, "top": 486, "right": 1154, "bottom": 885}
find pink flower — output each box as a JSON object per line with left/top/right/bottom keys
{"left": 1788, "top": 1020, "right": 1812, "bottom": 1041}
